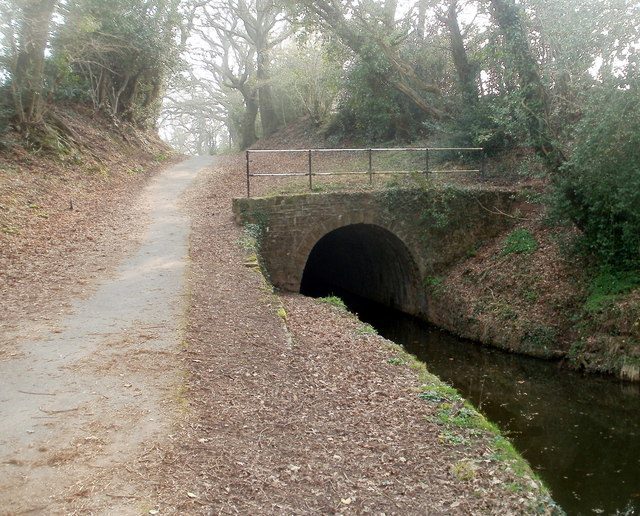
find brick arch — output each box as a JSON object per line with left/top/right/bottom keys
{"left": 294, "top": 219, "right": 427, "bottom": 317}
{"left": 233, "top": 188, "right": 518, "bottom": 316}
{"left": 289, "top": 211, "right": 401, "bottom": 288}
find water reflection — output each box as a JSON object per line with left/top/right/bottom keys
{"left": 348, "top": 296, "right": 640, "bottom": 515}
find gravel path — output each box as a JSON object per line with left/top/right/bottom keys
{"left": 0, "top": 156, "right": 214, "bottom": 513}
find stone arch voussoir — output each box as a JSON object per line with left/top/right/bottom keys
{"left": 295, "top": 215, "right": 423, "bottom": 298}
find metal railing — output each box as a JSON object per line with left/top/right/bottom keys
{"left": 245, "top": 147, "right": 485, "bottom": 197}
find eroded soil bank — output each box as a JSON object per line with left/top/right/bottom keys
{"left": 424, "top": 211, "right": 640, "bottom": 382}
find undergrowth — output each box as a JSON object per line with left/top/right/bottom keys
{"left": 356, "top": 322, "right": 378, "bottom": 335}
{"left": 501, "top": 228, "right": 538, "bottom": 256}
{"left": 318, "top": 295, "right": 347, "bottom": 310}
{"left": 584, "top": 268, "right": 640, "bottom": 313}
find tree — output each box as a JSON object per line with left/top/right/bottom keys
{"left": 295, "top": 0, "right": 447, "bottom": 120}
{"left": 416, "top": 0, "right": 428, "bottom": 41}
{"left": 194, "top": 10, "right": 260, "bottom": 149}
{"left": 6, "top": 0, "right": 58, "bottom": 130}
{"left": 488, "top": 0, "right": 563, "bottom": 167}
{"left": 269, "top": 40, "right": 342, "bottom": 125}
{"left": 522, "top": 0, "right": 640, "bottom": 138}
{"left": 161, "top": 67, "right": 231, "bottom": 154}
{"left": 160, "top": 89, "right": 227, "bottom": 154}
{"left": 200, "top": 0, "right": 291, "bottom": 139}
{"left": 437, "top": 0, "right": 478, "bottom": 106}
{"left": 554, "top": 78, "right": 640, "bottom": 267}
{"left": 56, "top": 0, "right": 187, "bottom": 128}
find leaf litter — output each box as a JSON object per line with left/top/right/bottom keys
{"left": 144, "top": 155, "right": 557, "bottom": 514}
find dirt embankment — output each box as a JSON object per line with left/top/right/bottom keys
{"left": 426, "top": 210, "right": 640, "bottom": 382}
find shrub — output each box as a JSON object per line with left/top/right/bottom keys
{"left": 584, "top": 268, "right": 640, "bottom": 313}
{"left": 554, "top": 84, "right": 640, "bottom": 268}
{"left": 501, "top": 228, "right": 538, "bottom": 255}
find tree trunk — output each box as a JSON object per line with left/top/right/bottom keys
{"left": 117, "top": 72, "right": 140, "bottom": 122}
{"left": 226, "top": 116, "right": 239, "bottom": 148}
{"left": 445, "top": 0, "right": 478, "bottom": 105}
{"left": 95, "top": 71, "right": 107, "bottom": 110}
{"left": 489, "top": 0, "right": 563, "bottom": 167}
{"left": 12, "top": 0, "right": 57, "bottom": 128}
{"left": 383, "top": 0, "right": 397, "bottom": 29}
{"left": 195, "top": 132, "right": 204, "bottom": 155}
{"left": 256, "top": 43, "right": 279, "bottom": 138}
{"left": 240, "top": 88, "right": 259, "bottom": 150}
{"left": 138, "top": 73, "right": 164, "bottom": 129}
{"left": 416, "top": 0, "right": 427, "bottom": 40}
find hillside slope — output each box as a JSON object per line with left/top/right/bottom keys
{"left": 427, "top": 208, "right": 640, "bottom": 381}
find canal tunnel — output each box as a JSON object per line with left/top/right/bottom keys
{"left": 299, "top": 224, "right": 424, "bottom": 315}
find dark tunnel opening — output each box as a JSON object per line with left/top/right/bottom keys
{"left": 299, "top": 224, "right": 422, "bottom": 315}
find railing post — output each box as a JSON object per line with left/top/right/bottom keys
{"left": 246, "top": 150, "right": 250, "bottom": 198}
{"left": 368, "top": 148, "right": 373, "bottom": 185}
{"left": 308, "top": 149, "right": 313, "bottom": 190}
{"left": 480, "top": 150, "right": 486, "bottom": 180}
{"left": 425, "top": 147, "right": 430, "bottom": 177}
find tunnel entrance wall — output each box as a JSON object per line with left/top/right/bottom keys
{"left": 300, "top": 224, "right": 421, "bottom": 313}
{"left": 233, "top": 188, "right": 518, "bottom": 317}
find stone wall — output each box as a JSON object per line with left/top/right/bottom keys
{"left": 232, "top": 187, "right": 519, "bottom": 317}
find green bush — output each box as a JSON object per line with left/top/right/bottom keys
{"left": 584, "top": 268, "right": 640, "bottom": 313}
{"left": 501, "top": 229, "right": 538, "bottom": 255}
{"left": 554, "top": 84, "right": 640, "bottom": 268}
{"left": 457, "top": 93, "right": 529, "bottom": 156}
{"left": 326, "top": 44, "right": 430, "bottom": 144}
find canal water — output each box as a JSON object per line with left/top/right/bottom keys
{"left": 342, "top": 294, "right": 640, "bottom": 515}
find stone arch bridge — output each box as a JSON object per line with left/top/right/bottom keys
{"left": 232, "top": 188, "right": 518, "bottom": 318}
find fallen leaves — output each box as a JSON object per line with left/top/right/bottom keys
{"left": 142, "top": 158, "right": 553, "bottom": 514}
{"left": 0, "top": 106, "right": 175, "bottom": 345}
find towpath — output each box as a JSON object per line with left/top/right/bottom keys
{"left": 0, "top": 156, "right": 213, "bottom": 513}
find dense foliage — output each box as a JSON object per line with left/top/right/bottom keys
{"left": 55, "top": 0, "right": 184, "bottom": 127}
{"left": 555, "top": 81, "right": 640, "bottom": 268}
{"left": 0, "top": 0, "right": 189, "bottom": 136}
{"left": 1, "top": 0, "right": 639, "bottom": 268}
